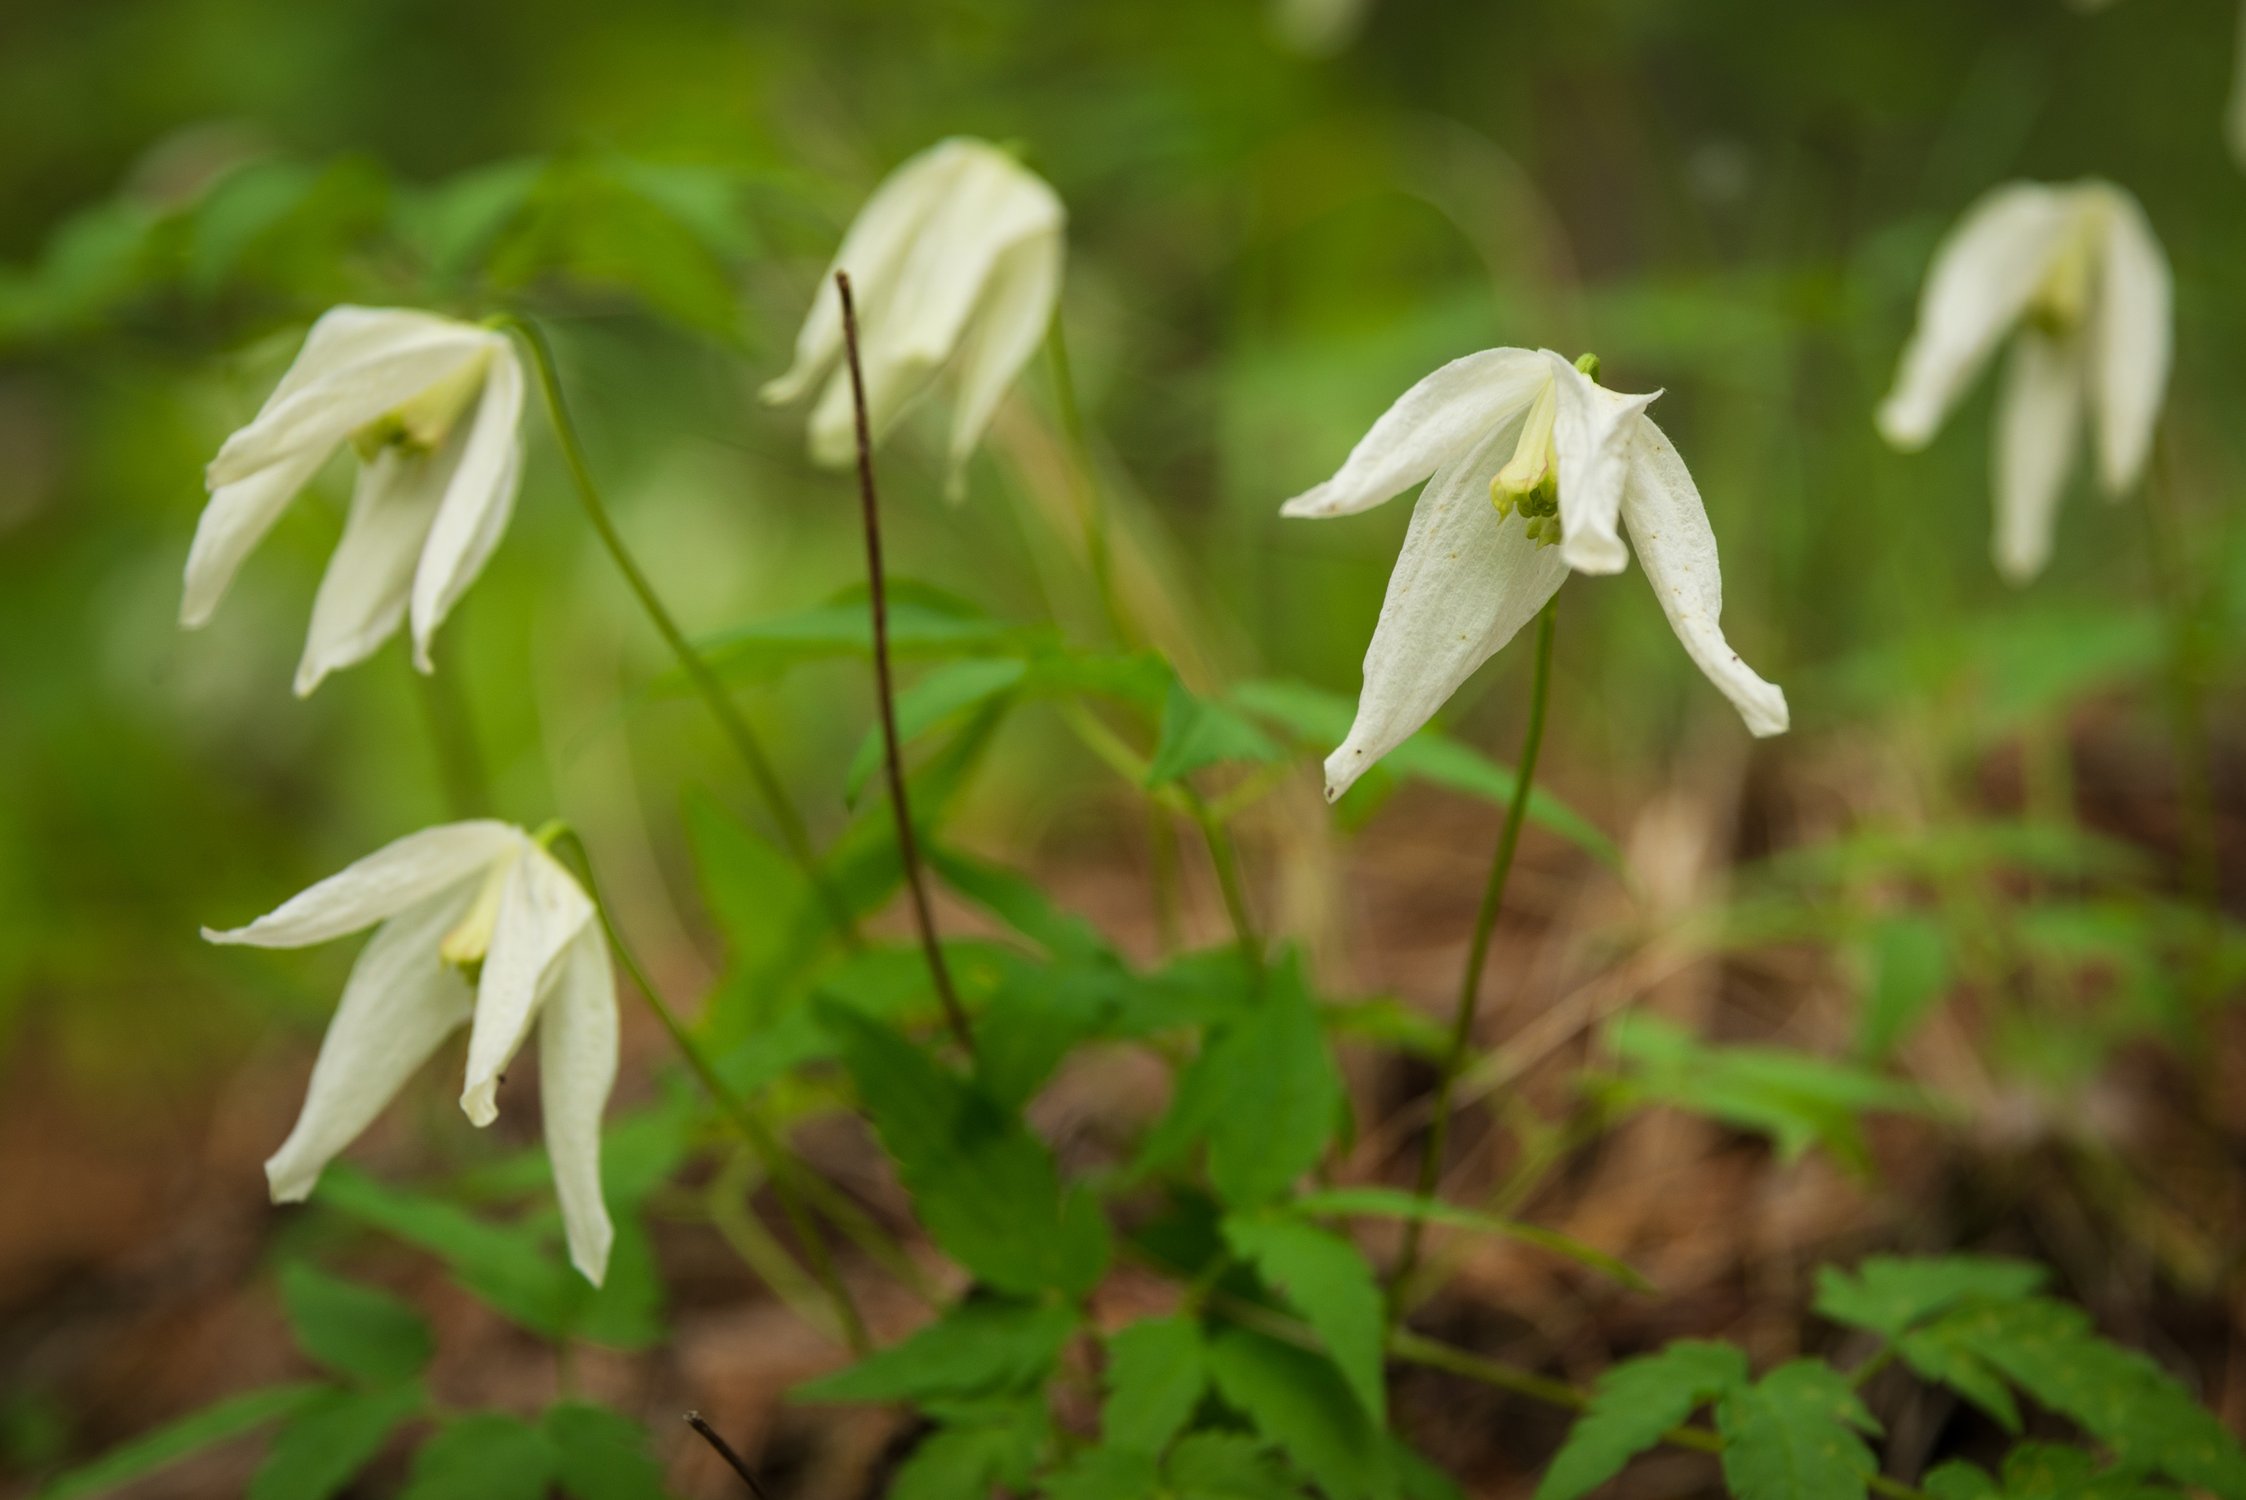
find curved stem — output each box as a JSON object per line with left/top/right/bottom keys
{"left": 549, "top": 830, "right": 869, "bottom": 1354}
{"left": 833, "top": 272, "right": 976, "bottom": 1058}
{"left": 1392, "top": 598, "right": 1558, "bottom": 1309}
{"left": 1184, "top": 788, "right": 1261, "bottom": 966}
{"left": 497, "top": 315, "right": 860, "bottom": 948}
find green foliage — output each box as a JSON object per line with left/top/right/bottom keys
{"left": 1101, "top": 1315, "right": 1208, "bottom": 1456}
{"left": 1222, "top": 1215, "right": 1386, "bottom": 1424}
{"left": 248, "top": 1382, "right": 424, "bottom": 1500}
{"left": 796, "top": 1296, "right": 1080, "bottom": 1405}
{"left": 818, "top": 1000, "right": 1110, "bottom": 1296}
{"left": 1537, "top": 1341, "right": 1749, "bottom": 1500}
{"left": 1597, "top": 1013, "right": 1933, "bottom": 1168}
{"left": 1148, "top": 678, "right": 1288, "bottom": 787}
{"left": 276, "top": 1263, "right": 433, "bottom": 1387}
{"left": 1927, "top": 1444, "right": 2179, "bottom": 1499}
{"left": 35, "top": 1385, "right": 325, "bottom": 1500}
{"left": 1854, "top": 912, "right": 1951, "bottom": 1060}
{"left": 1289, "top": 1187, "right": 1651, "bottom": 1290}
{"left": 889, "top": 1398, "right": 1051, "bottom": 1500}
{"left": 1205, "top": 1326, "right": 1392, "bottom": 1500}
{"left": 1713, "top": 1361, "right": 1881, "bottom": 1500}
{"left": 401, "top": 1414, "right": 554, "bottom": 1500}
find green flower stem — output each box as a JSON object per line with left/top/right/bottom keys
{"left": 548, "top": 830, "right": 870, "bottom": 1355}
{"left": 1045, "top": 316, "right": 1130, "bottom": 647}
{"left": 412, "top": 647, "right": 491, "bottom": 818}
{"left": 834, "top": 271, "right": 976, "bottom": 1058}
{"left": 498, "top": 314, "right": 861, "bottom": 949}
{"left": 1185, "top": 786, "right": 1261, "bottom": 967}
{"left": 1392, "top": 597, "right": 1558, "bottom": 1310}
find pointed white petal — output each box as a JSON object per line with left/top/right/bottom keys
{"left": 1545, "top": 350, "right": 1659, "bottom": 576}
{"left": 944, "top": 226, "right": 1063, "bottom": 495}
{"left": 1620, "top": 419, "right": 1788, "bottom": 736}
{"left": 293, "top": 449, "right": 444, "bottom": 696}
{"left": 205, "top": 821, "right": 526, "bottom": 949}
{"left": 540, "top": 928, "right": 618, "bottom": 1284}
{"left": 264, "top": 889, "right": 477, "bottom": 1202}
{"left": 1992, "top": 329, "right": 2086, "bottom": 584}
{"left": 1280, "top": 348, "right": 1550, "bottom": 520}
{"left": 460, "top": 846, "right": 595, "bottom": 1127}
{"left": 1876, "top": 182, "right": 2077, "bottom": 450}
{"left": 1324, "top": 420, "right": 1571, "bottom": 801}
{"left": 179, "top": 441, "right": 335, "bottom": 628}
{"left": 208, "top": 324, "right": 493, "bottom": 490}
{"left": 409, "top": 340, "right": 526, "bottom": 667}
{"left": 760, "top": 139, "right": 981, "bottom": 410}
{"left": 2084, "top": 184, "right": 2170, "bottom": 497}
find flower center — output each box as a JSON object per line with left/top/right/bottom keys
{"left": 2025, "top": 208, "right": 2102, "bottom": 339}
{"left": 438, "top": 853, "right": 515, "bottom": 981}
{"left": 350, "top": 351, "right": 490, "bottom": 462}
{"left": 1488, "top": 353, "right": 1600, "bottom": 549}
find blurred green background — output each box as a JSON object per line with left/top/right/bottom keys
{"left": 1, "top": 0, "right": 2240, "bottom": 1129}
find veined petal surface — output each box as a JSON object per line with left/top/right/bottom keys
{"left": 205, "top": 821, "right": 525, "bottom": 949}
{"left": 1545, "top": 350, "right": 1658, "bottom": 576}
{"left": 294, "top": 446, "right": 446, "bottom": 697}
{"left": 409, "top": 338, "right": 526, "bottom": 667}
{"left": 1323, "top": 418, "right": 1570, "bottom": 800}
{"left": 540, "top": 928, "right": 619, "bottom": 1284}
{"left": 1620, "top": 419, "right": 1788, "bottom": 737}
{"left": 460, "top": 846, "right": 595, "bottom": 1127}
{"left": 1281, "top": 348, "right": 1548, "bottom": 519}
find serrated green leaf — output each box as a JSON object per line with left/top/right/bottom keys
{"left": 818, "top": 1002, "right": 1109, "bottom": 1296}
{"left": 888, "top": 1400, "right": 1050, "bottom": 1500}
{"left": 1926, "top": 1444, "right": 2180, "bottom": 1499}
{"left": 277, "top": 1263, "right": 433, "bottom": 1387}
{"left": 543, "top": 1404, "right": 673, "bottom": 1500}
{"left": 1168, "top": 1431, "right": 1304, "bottom": 1498}
{"left": 1148, "top": 678, "right": 1286, "bottom": 786}
{"left": 36, "top": 1384, "right": 325, "bottom": 1500}
{"left": 1289, "top": 1187, "right": 1650, "bottom": 1291}
{"left": 248, "top": 1382, "right": 424, "bottom": 1500}
{"left": 400, "top": 1413, "right": 555, "bottom": 1500}
{"left": 1230, "top": 678, "right": 1617, "bottom": 867}
{"left": 1142, "top": 955, "right": 1343, "bottom": 1208}
{"left": 844, "top": 658, "right": 1029, "bottom": 805}
{"left": 1715, "top": 1361, "right": 1879, "bottom": 1500}
{"left": 1205, "top": 1326, "right": 1393, "bottom": 1500}
{"left": 1813, "top": 1255, "right": 2046, "bottom": 1339}
{"left": 1222, "top": 1216, "right": 1385, "bottom": 1424}
{"left": 1535, "top": 1340, "right": 1748, "bottom": 1500}
{"left": 795, "top": 1297, "right": 1079, "bottom": 1404}
{"left": 1102, "top": 1315, "right": 1206, "bottom": 1456}
{"left": 1896, "top": 1320, "right": 2024, "bottom": 1432}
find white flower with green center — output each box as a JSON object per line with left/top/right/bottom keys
{"left": 761, "top": 137, "right": 1065, "bottom": 496}
{"left": 1877, "top": 180, "right": 2171, "bottom": 583}
{"left": 183, "top": 306, "right": 526, "bottom": 695}
{"left": 205, "top": 821, "right": 617, "bottom": 1284}
{"left": 1284, "top": 348, "right": 1788, "bottom": 801}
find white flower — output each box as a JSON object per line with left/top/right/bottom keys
{"left": 1283, "top": 348, "right": 1788, "bottom": 801}
{"left": 183, "top": 307, "right": 527, "bottom": 694}
{"left": 1876, "top": 180, "right": 2171, "bottom": 583}
{"left": 761, "top": 138, "right": 1065, "bottom": 496}
{"left": 206, "top": 821, "right": 617, "bottom": 1283}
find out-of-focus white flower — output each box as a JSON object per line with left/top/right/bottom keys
{"left": 1876, "top": 181, "right": 2171, "bottom": 583}
{"left": 183, "top": 307, "right": 526, "bottom": 694}
{"left": 761, "top": 138, "right": 1064, "bottom": 496}
{"left": 1284, "top": 349, "right": 1788, "bottom": 801}
{"left": 206, "top": 821, "right": 616, "bottom": 1283}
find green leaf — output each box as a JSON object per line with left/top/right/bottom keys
{"left": 248, "top": 1382, "right": 424, "bottom": 1500}
{"left": 400, "top": 1413, "right": 555, "bottom": 1500}
{"left": 817, "top": 1002, "right": 1110, "bottom": 1296}
{"left": 1046, "top": 1446, "right": 1167, "bottom": 1500}
{"left": 544, "top": 1404, "right": 673, "bottom": 1500}
{"left": 1813, "top": 1255, "right": 2045, "bottom": 1340}
{"left": 1535, "top": 1340, "right": 1749, "bottom": 1500}
{"left": 1142, "top": 955, "right": 1344, "bottom": 1208}
{"left": 695, "top": 587, "right": 1018, "bottom": 684}
{"left": 1896, "top": 1319, "right": 2025, "bottom": 1432}
{"left": 1289, "top": 1187, "right": 1651, "bottom": 1292}
{"left": 1222, "top": 1216, "right": 1385, "bottom": 1424}
{"left": 1102, "top": 1315, "right": 1206, "bottom": 1456}
{"left": 1854, "top": 913, "right": 1950, "bottom": 1059}
{"left": 844, "top": 658, "right": 1029, "bottom": 805}
{"left": 277, "top": 1263, "right": 433, "bottom": 1387}
{"left": 1148, "top": 679, "right": 1286, "bottom": 787}
{"left": 1205, "top": 1326, "right": 1393, "bottom": 1500}
{"left": 1167, "top": 1431, "right": 1305, "bottom": 1499}
{"left": 795, "top": 1297, "right": 1079, "bottom": 1404}
{"left": 1925, "top": 1444, "right": 2178, "bottom": 1499}
{"left": 1230, "top": 678, "right": 1617, "bottom": 867}
{"left": 930, "top": 844, "right": 1107, "bottom": 960}
{"left": 1599, "top": 1013, "right": 1933, "bottom": 1169}
{"left": 1930, "top": 1297, "right": 2246, "bottom": 1497}
{"left": 36, "top": 1384, "right": 325, "bottom": 1500}
{"left": 888, "top": 1400, "right": 1050, "bottom": 1500}
{"left": 1714, "top": 1361, "right": 1879, "bottom": 1500}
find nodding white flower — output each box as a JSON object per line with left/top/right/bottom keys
{"left": 761, "top": 138, "right": 1065, "bottom": 496}
{"left": 206, "top": 821, "right": 616, "bottom": 1283}
{"left": 183, "top": 307, "right": 526, "bottom": 695}
{"left": 1876, "top": 181, "right": 2171, "bottom": 583}
{"left": 1284, "top": 348, "right": 1788, "bottom": 802}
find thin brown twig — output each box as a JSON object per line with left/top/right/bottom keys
{"left": 834, "top": 270, "right": 976, "bottom": 1057}
{"left": 685, "top": 1412, "right": 773, "bottom": 1498}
